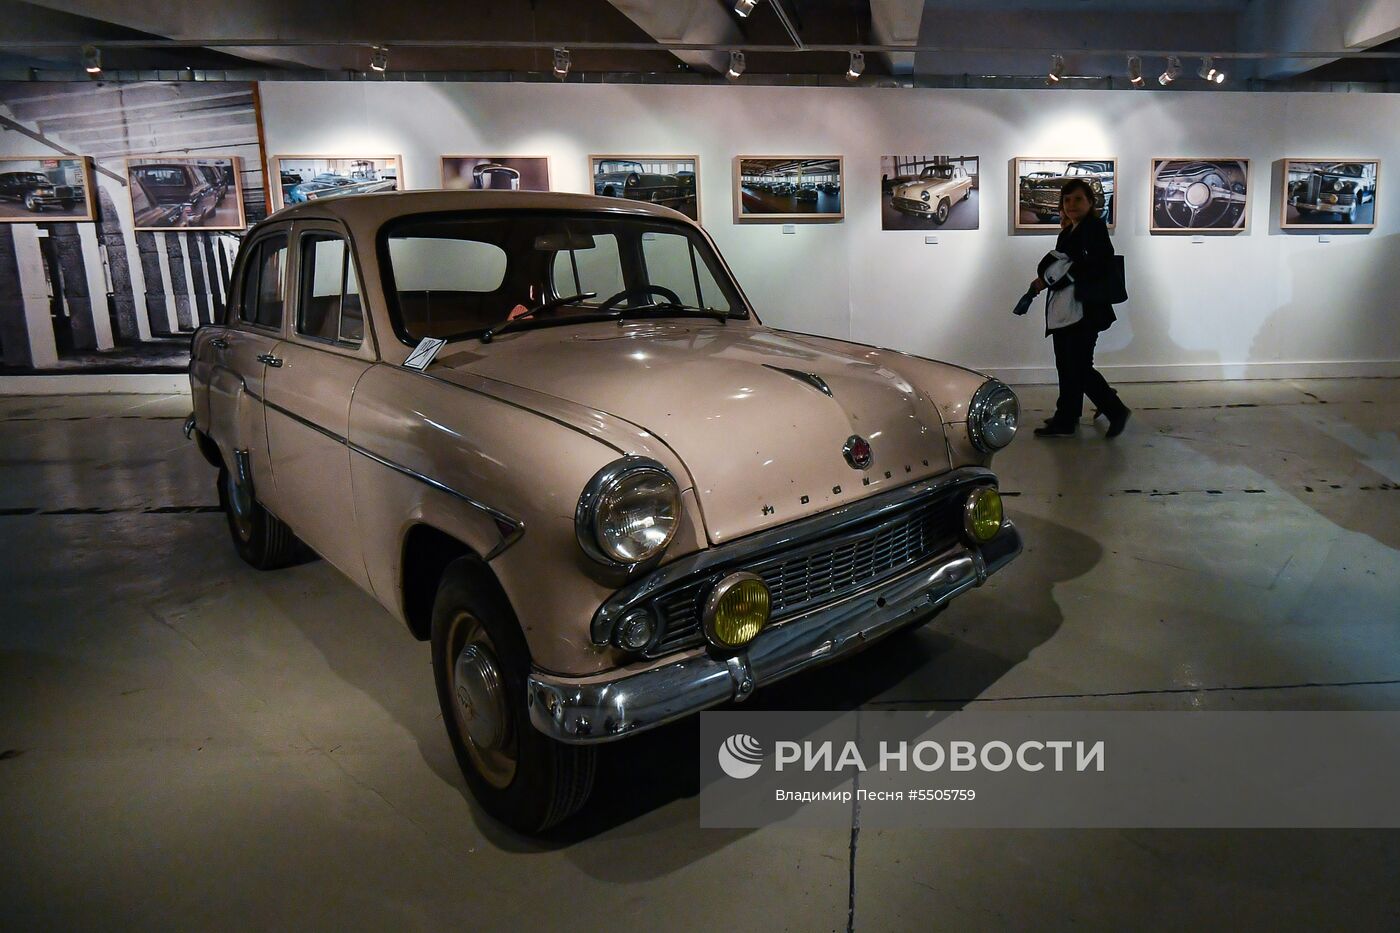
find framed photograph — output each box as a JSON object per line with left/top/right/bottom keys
{"left": 0, "top": 155, "right": 96, "bottom": 223}
{"left": 735, "top": 156, "right": 844, "bottom": 222}
{"left": 1150, "top": 158, "right": 1250, "bottom": 233}
{"left": 126, "top": 156, "right": 245, "bottom": 231}
{"left": 1281, "top": 159, "right": 1379, "bottom": 229}
{"left": 269, "top": 155, "right": 403, "bottom": 211}
{"left": 442, "top": 155, "right": 550, "bottom": 192}
{"left": 882, "top": 155, "right": 979, "bottom": 230}
{"left": 1014, "top": 157, "right": 1116, "bottom": 231}
{"left": 589, "top": 155, "right": 699, "bottom": 221}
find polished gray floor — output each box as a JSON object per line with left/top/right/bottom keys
{"left": 2, "top": 379, "right": 1399, "bottom": 931}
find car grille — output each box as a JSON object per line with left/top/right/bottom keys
{"left": 52, "top": 186, "right": 73, "bottom": 198}
{"left": 644, "top": 487, "right": 969, "bottom": 656}
{"left": 893, "top": 197, "right": 930, "bottom": 212}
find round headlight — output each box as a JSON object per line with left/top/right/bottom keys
{"left": 968, "top": 380, "right": 1020, "bottom": 453}
{"left": 576, "top": 458, "right": 681, "bottom": 566}
{"left": 920, "top": 189, "right": 931, "bottom": 201}
{"left": 964, "top": 487, "right": 1004, "bottom": 543}
{"left": 704, "top": 572, "right": 771, "bottom": 648}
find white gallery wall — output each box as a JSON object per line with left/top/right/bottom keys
{"left": 260, "top": 81, "right": 1400, "bottom": 382}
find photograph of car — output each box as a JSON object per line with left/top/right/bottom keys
{"left": 1014, "top": 158, "right": 1116, "bottom": 231}
{"left": 1282, "top": 159, "right": 1379, "bottom": 229}
{"left": 883, "top": 155, "right": 979, "bottom": 230}
{"left": 736, "top": 157, "right": 844, "bottom": 222}
{"left": 185, "top": 188, "right": 1022, "bottom": 834}
{"left": 270, "top": 155, "right": 402, "bottom": 210}
{"left": 1151, "top": 158, "right": 1250, "bottom": 232}
{"left": 0, "top": 156, "right": 95, "bottom": 222}
{"left": 590, "top": 155, "right": 699, "bottom": 220}
{"left": 126, "top": 156, "right": 245, "bottom": 230}
{"left": 442, "top": 156, "right": 550, "bottom": 192}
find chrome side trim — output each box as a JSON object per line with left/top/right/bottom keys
{"left": 348, "top": 443, "right": 525, "bottom": 561}
{"left": 528, "top": 521, "right": 1022, "bottom": 744}
{"left": 247, "top": 388, "right": 525, "bottom": 560}
{"left": 589, "top": 466, "right": 995, "bottom": 645}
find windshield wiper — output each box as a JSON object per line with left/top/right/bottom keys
{"left": 480, "top": 292, "right": 597, "bottom": 343}
{"left": 616, "top": 302, "right": 731, "bottom": 325}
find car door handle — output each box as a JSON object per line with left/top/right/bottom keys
{"left": 257, "top": 352, "right": 283, "bottom": 368}
{"left": 210, "top": 337, "right": 229, "bottom": 350}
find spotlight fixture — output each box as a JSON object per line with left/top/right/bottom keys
{"left": 1128, "top": 55, "right": 1144, "bottom": 86}
{"left": 1158, "top": 55, "right": 1182, "bottom": 85}
{"left": 369, "top": 46, "right": 388, "bottom": 73}
{"left": 1047, "top": 54, "right": 1065, "bottom": 84}
{"left": 81, "top": 44, "right": 101, "bottom": 75}
{"left": 734, "top": 0, "right": 760, "bottom": 17}
{"left": 1198, "top": 56, "right": 1225, "bottom": 83}
{"left": 725, "top": 50, "right": 746, "bottom": 81}
{"left": 846, "top": 50, "right": 865, "bottom": 81}
{"left": 553, "top": 47, "right": 571, "bottom": 80}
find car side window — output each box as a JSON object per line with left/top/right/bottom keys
{"left": 298, "top": 233, "right": 363, "bottom": 346}
{"left": 238, "top": 235, "right": 288, "bottom": 331}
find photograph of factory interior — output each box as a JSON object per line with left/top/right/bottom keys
{"left": 2, "top": 1, "right": 1399, "bottom": 930}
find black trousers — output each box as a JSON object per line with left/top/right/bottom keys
{"left": 1050, "top": 318, "right": 1123, "bottom": 423}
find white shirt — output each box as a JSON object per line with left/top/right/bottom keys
{"left": 1042, "top": 251, "right": 1083, "bottom": 331}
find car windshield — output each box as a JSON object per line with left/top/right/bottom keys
{"left": 13, "top": 173, "right": 50, "bottom": 184}
{"left": 920, "top": 166, "right": 955, "bottom": 179}
{"left": 134, "top": 167, "right": 190, "bottom": 187}
{"left": 1325, "top": 164, "right": 1363, "bottom": 176}
{"left": 381, "top": 211, "right": 749, "bottom": 343}
{"left": 599, "top": 162, "right": 643, "bottom": 174}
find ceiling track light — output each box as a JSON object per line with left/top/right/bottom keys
{"left": 1198, "top": 55, "right": 1225, "bottom": 83}
{"left": 81, "top": 44, "right": 101, "bottom": 75}
{"left": 734, "top": 0, "right": 760, "bottom": 17}
{"left": 1047, "top": 53, "right": 1065, "bottom": 84}
{"left": 1158, "top": 55, "right": 1182, "bottom": 86}
{"left": 553, "top": 47, "right": 571, "bottom": 80}
{"left": 725, "top": 50, "right": 746, "bottom": 81}
{"left": 846, "top": 50, "right": 865, "bottom": 81}
{"left": 369, "top": 45, "right": 388, "bottom": 73}
{"left": 1127, "top": 54, "right": 1144, "bottom": 86}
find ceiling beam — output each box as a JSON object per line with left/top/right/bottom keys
{"left": 603, "top": 0, "right": 743, "bottom": 73}
{"left": 1243, "top": 0, "right": 1400, "bottom": 79}
{"left": 868, "top": 0, "right": 923, "bottom": 75}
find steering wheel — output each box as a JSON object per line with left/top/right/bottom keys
{"left": 597, "top": 285, "right": 683, "bottom": 313}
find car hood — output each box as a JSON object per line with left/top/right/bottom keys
{"left": 442, "top": 320, "right": 955, "bottom": 545}
{"left": 897, "top": 178, "right": 954, "bottom": 196}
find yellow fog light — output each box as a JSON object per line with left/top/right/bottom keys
{"left": 704, "top": 572, "right": 771, "bottom": 648}
{"left": 964, "top": 487, "right": 1004, "bottom": 543}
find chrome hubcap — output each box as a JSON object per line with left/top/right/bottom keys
{"left": 447, "top": 611, "right": 516, "bottom": 788}
{"left": 226, "top": 469, "right": 254, "bottom": 542}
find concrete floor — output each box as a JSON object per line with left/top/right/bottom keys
{"left": 2, "top": 378, "right": 1399, "bottom": 930}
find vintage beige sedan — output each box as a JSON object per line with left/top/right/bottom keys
{"left": 892, "top": 164, "right": 973, "bottom": 224}
{"left": 185, "top": 190, "right": 1022, "bottom": 832}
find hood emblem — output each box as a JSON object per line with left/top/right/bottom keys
{"left": 843, "top": 435, "right": 873, "bottom": 470}
{"left": 763, "top": 364, "right": 833, "bottom": 398}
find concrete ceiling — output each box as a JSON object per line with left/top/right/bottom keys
{"left": 3, "top": 0, "right": 1399, "bottom": 85}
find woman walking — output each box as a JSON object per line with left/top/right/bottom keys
{"left": 1027, "top": 179, "right": 1130, "bottom": 438}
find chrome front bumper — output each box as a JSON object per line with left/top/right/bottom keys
{"left": 526, "top": 522, "right": 1022, "bottom": 744}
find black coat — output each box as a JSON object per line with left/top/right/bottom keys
{"left": 1037, "top": 214, "right": 1117, "bottom": 332}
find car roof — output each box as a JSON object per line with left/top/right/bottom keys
{"left": 259, "top": 189, "right": 700, "bottom": 229}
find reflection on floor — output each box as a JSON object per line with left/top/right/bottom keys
{"left": 1, "top": 378, "right": 1398, "bottom": 928}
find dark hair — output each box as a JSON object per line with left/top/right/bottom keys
{"left": 1059, "top": 178, "right": 1098, "bottom": 211}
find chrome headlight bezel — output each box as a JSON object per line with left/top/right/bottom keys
{"left": 967, "top": 379, "right": 1020, "bottom": 453}
{"left": 575, "top": 456, "right": 681, "bottom": 569}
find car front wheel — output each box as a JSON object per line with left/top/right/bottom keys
{"left": 934, "top": 199, "right": 950, "bottom": 225}
{"left": 24, "top": 194, "right": 41, "bottom": 212}
{"left": 431, "top": 557, "right": 596, "bottom": 834}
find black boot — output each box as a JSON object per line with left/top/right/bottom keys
{"left": 1105, "top": 407, "right": 1131, "bottom": 439}
{"left": 1034, "top": 420, "right": 1076, "bottom": 437}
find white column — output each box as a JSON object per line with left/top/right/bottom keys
{"left": 179, "top": 233, "right": 199, "bottom": 326}
{"left": 153, "top": 232, "right": 179, "bottom": 334}
{"left": 121, "top": 223, "right": 152, "bottom": 341}
{"left": 196, "top": 234, "right": 215, "bottom": 324}
{"left": 10, "top": 225, "right": 58, "bottom": 368}
{"left": 78, "top": 223, "right": 114, "bottom": 350}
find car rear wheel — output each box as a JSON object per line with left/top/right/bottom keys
{"left": 431, "top": 557, "right": 596, "bottom": 834}
{"left": 217, "top": 463, "right": 305, "bottom": 570}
